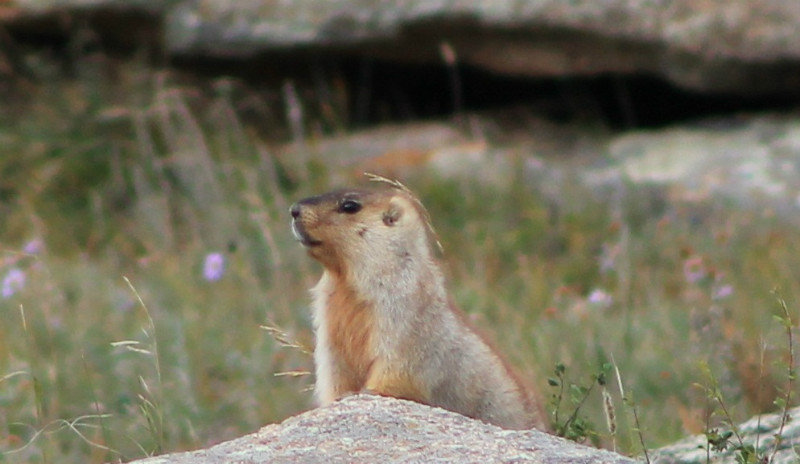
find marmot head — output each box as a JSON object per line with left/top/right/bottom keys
{"left": 290, "top": 181, "right": 440, "bottom": 276}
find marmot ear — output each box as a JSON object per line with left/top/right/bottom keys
{"left": 382, "top": 200, "right": 403, "bottom": 226}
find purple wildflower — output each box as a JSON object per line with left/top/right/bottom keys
{"left": 587, "top": 288, "right": 613, "bottom": 308}
{"left": 2, "top": 268, "right": 26, "bottom": 299}
{"left": 23, "top": 239, "right": 43, "bottom": 255}
{"left": 683, "top": 256, "right": 706, "bottom": 284}
{"left": 713, "top": 284, "right": 734, "bottom": 301}
{"left": 203, "top": 252, "right": 226, "bottom": 282}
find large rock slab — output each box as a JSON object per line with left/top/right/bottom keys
{"left": 5, "top": 0, "right": 800, "bottom": 94}
{"left": 130, "top": 395, "right": 635, "bottom": 464}
{"left": 162, "top": 0, "right": 800, "bottom": 94}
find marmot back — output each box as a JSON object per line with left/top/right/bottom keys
{"left": 290, "top": 179, "right": 547, "bottom": 430}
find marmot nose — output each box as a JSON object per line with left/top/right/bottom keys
{"left": 290, "top": 203, "right": 301, "bottom": 219}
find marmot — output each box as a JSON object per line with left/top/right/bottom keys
{"left": 290, "top": 176, "right": 547, "bottom": 430}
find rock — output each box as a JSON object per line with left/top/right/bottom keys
{"left": 129, "top": 394, "right": 635, "bottom": 464}
{"left": 650, "top": 405, "right": 800, "bottom": 464}
{"left": 5, "top": 0, "right": 800, "bottom": 94}
{"left": 594, "top": 115, "right": 800, "bottom": 216}
{"left": 5, "top": 0, "right": 169, "bottom": 14}
{"left": 278, "top": 112, "right": 800, "bottom": 222}
{"left": 162, "top": 0, "right": 800, "bottom": 94}
{"left": 120, "top": 394, "right": 800, "bottom": 463}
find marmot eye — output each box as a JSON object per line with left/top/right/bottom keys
{"left": 339, "top": 199, "right": 362, "bottom": 214}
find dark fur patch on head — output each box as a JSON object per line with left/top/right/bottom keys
{"left": 383, "top": 206, "right": 402, "bottom": 226}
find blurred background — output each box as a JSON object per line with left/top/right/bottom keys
{"left": 2, "top": 1, "right": 800, "bottom": 462}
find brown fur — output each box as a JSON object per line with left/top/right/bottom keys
{"left": 325, "top": 274, "right": 375, "bottom": 391}
{"left": 290, "top": 180, "right": 547, "bottom": 430}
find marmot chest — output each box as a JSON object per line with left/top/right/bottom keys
{"left": 325, "top": 278, "right": 376, "bottom": 376}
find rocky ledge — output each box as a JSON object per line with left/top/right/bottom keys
{"left": 130, "top": 394, "right": 634, "bottom": 464}
{"left": 4, "top": 0, "right": 800, "bottom": 94}
{"left": 128, "top": 394, "right": 800, "bottom": 463}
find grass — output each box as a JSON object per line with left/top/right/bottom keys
{"left": 1, "top": 55, "right": 799, "bottom": 462}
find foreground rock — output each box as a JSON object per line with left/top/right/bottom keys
{"left": 131, "top": 395, "right": 634, "bottom": 464}
{"left": 5, "top": 0, "right": 800, "bottom": 94}
{"left": 126, "top": 394, "right": 800, "bottom": 463}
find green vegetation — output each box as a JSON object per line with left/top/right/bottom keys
{"left": 1, "top": 58, "right": 798, "bottom": 463}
